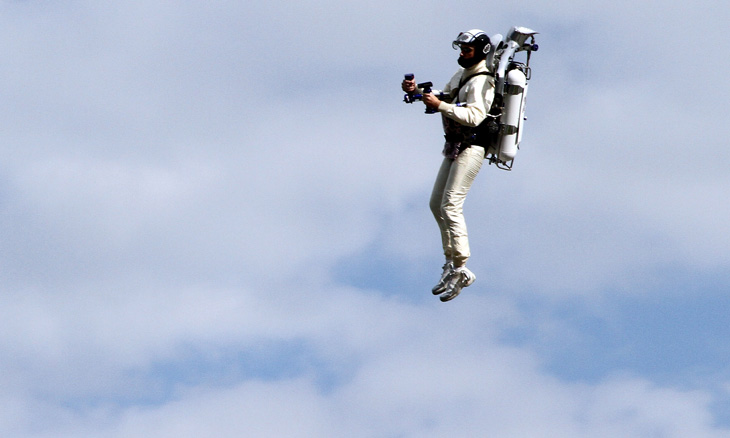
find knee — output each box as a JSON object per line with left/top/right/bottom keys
{"left": 440, "top": 192, "right": 459, "bottom": 215}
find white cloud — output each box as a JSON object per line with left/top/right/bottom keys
{"left": 1, "top": 1, "right": 730, "bottom": 437}
{"left": 4, "top": 291, "right": 727, "bottom": 437}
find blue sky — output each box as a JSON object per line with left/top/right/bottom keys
{"left": 2, "top": 1, "right": 730, "bottom": 437}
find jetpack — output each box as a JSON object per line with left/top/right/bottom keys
{"left": 484, "top": 26, "right": 538, "bottom": 170}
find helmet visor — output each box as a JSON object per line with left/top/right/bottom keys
{"left": 452, "top": 31, "right": 478, "bottom": 50}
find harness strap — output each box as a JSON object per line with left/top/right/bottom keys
{"left": 459, "top": 71, "right": 492, "bottom": 88}
{"left": 452, "top": 71, "right": 492, "bottom": 101}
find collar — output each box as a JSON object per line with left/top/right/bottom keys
{"left": 463, "top": 59, "right": 488, "bottom": 75}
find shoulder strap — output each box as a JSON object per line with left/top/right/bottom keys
{"left": 453, "top": 71, "right": 493, "bottom": 101}
{"left": 458, "top": 71, "right": 492, "bottom": 89}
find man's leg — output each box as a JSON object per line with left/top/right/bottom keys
{"left": 440, "top": 146, "right": 484, "bottom": 267}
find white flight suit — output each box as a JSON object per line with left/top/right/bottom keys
{"left": 429, "top": 59, "right": 495, "bottom": 267}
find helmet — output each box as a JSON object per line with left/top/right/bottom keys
{"left": 452, "top": 29, "right": 491, "bottom": 56}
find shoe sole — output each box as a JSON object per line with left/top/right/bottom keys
{"left": 432, "top": 278, "right": 451, "bottom": 295}
{"left": 439, "top": 287, "right": 462, "bottom": 302}
{"left": 439, "top": 272, "right": 475, "bottom": 302}
{"left": 432, "top": 286, "right": 447, "bottom": 295}
{"left": 432, "top": 271, "right": 454, "bottom": 295}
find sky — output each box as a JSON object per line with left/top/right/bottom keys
{"left": 2, "top": 1, "right": 730, "bottom": 437}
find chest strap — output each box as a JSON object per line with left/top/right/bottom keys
{"left": 453, "top": 71, "right": 492, "bottom": 102}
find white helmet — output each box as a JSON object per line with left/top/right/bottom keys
{"left": 452, "top": 29, "right": 491, "bottom": 55}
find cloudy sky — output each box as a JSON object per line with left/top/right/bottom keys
{"left": 2, "top": 1, "right": 730, "bottom": 436}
